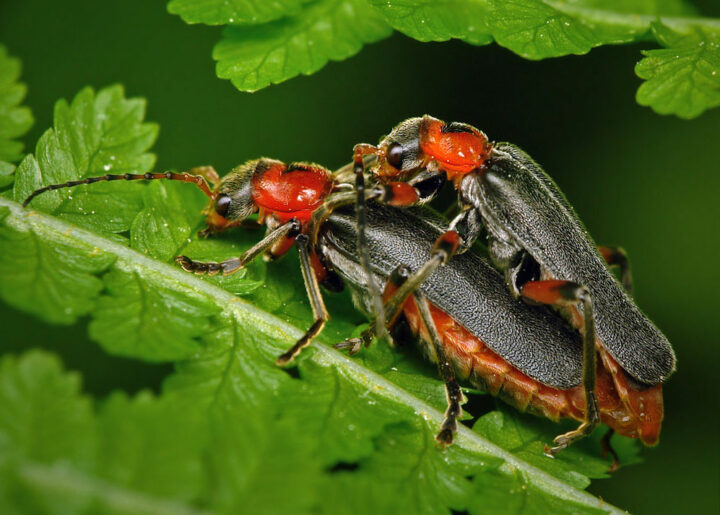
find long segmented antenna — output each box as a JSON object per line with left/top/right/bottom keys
{"left": 22, "top": 172, "right": 215, "bottom": 207}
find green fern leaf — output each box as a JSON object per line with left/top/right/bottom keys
{"left": 213, "top": 0, "right": 392, "bottom": 91}
{"left": 168, "top": 0, "right": 310, "bottom": 25}
{"left": 0, "top": 84, "right": 636, "bottom": 513}
{"left": 0, "top": 45, "right": 33, "bottom": 188}
{"left": 636, "top": 22, "right": 720, "bottom": 119}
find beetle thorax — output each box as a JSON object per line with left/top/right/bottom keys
{"left": 420, "top": 117, "right": 489, "bottom": 178}
{"left": 251, "top": 161, "right": 333, "bottom": 222}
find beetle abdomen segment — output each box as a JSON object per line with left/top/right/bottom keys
{"left": 400, "top": 296, "right": 663, "bottom": 444}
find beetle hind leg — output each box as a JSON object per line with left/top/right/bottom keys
{"left": 601, "top": 428, "right": 621, "bottom": 473}
{"left": 413, "top": 289, "right": 465, "bottom": 446}
{"left": 548, "top": 401, "right": 599, "bottom": 454}
{"left": 335, "top": 258, "right": 464, "bottom": 446}
{"left": 598, "top": 246, "right": 632, "bottom": 294}
{"left": 521, "top": 280, "right": 600, "bottom": 454}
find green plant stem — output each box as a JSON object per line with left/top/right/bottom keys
{"left": 0, "top": 196, "right": 624, "bottom": 514}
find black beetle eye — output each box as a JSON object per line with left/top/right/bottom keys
{"left": 386, "top": 142, "right": 404, "bottom": 169}
{"left": 215, "top": 193, "right": 232, "bottom": 217}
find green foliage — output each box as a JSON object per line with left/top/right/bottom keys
{"left": 485, "top": 0, "right": 697, "bottom": 59}
{"left": 168, "top": 0, "right": 720, "bottom": 117}
{"left": 473, "top": 404, "right": 625, "bottom": 490}
{"left": 636, "top": 22, "right": 720, "bottom": 118}
{"left": 12, "top": 86, "right": 158, "bottom": 228}
{"left": 214, "top": 0, "right": 393, "bottom": 91}
{"left": 0, "top": 46, "right": 33, "bottom": 188}
{"left": 0, "top": 205, "right": 116, "bottom": 324}
{"left": 366, "top": 0, "right": 492, "bottom": 44}
{"left": 168, "top": 0, "right": 311, "bottom": 25}
{"left": 0, "top": 84, "right": 635, "bottom": 513}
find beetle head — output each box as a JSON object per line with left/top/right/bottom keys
{"left": 204, "top": 159, "right": 267, "bottom": 232}
{"left": 374, "top": 116, "right": 428, "bottom": 179}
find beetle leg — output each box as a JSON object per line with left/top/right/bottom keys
{"left": 334, "top": 240, "right": 450, "bottom": 356}
{"left": 447, "top": 207, "right": 484, "bottom": 252}
{"left": 413, "top": 289, "right": 465, "bottom": 447}
{"left": 275, "top": 234, "right": 329, "bottom": 366}
{"left": 601, "top": 428, "right": 620, "bottom": 473}
{"left": 598, "top": 246, "right": 632, "bottom": 294}
{"left": 521, "top": 280, "right": 600, "bottom": 453}
{"left": 379, "top": 250, "right": 449, "bottom": 333}
{"left": 175, "top": 219, "right": 300, "bottom": 276}
{"left": 374, "top": 182, "right": 421, "bottom": 206}
{"left": 333, "top": 265, "right": 410, "bottom": 356}
{"left": 333, "top": 260, "right": 464, "bottom": 446}
{"left": 335, "top": 265, "right": 412, "bottom": 354}
{"left": 353, "top": 146, "right": 388, "bottom": 343}
{"left": 373, "top": 169, "right": 446, "bottom": 208}
{"left": 186, "top": 165, "right": 221, "bottom": 188}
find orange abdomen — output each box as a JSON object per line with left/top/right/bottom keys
{"left": 401, "top": 297, "right": 663, "bottom": 445}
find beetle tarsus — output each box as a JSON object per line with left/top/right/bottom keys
{"left": 601, "top": 428, "right": 621, "bottom": 473}
{"left": 334, "top": 328, "right": 373, "bottom": 356}
{"left": 549, "top": 406, "right": 599, "bottom": 454}
{"left": 334, "top": 337, "right": 363, "bottom": 355}
{"left": 436, "top": 427, "right": 455, "bottom": 447}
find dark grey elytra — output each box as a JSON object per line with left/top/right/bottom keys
{"left": 320, "top": 203, "right": 584, "bottom": 390}
{"left": 473, "top": 143, "right": 676, "bottom": 385}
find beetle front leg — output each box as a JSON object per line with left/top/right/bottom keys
{"left": 176, "top": 219, "right": 300, "bottom": 276}
{"left": 372, "top": 169, "right": 447, "bottom": 208}
{"left": 521, "top": 280, "right": 600, "bottom": 453}
{"left": 276, "top": 234, "right": 329, "bottom": 366}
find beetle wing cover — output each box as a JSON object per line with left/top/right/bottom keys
{"left": 324, "top": 204, "right": 584, "bottom": 389}
{"left": 479, "top": 144, "right": 676, "bottom": 385}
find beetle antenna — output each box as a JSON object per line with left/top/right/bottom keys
{"left": 22, "top": 171, "right": 215, "bottom": 208}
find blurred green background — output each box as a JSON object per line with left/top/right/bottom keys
{"left": 1, "top": 1, "right": 718, "bottom": 513}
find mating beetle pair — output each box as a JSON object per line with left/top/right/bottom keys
{"left": 23, "top": 116, "right": 675, "bottom": 460}
{"left": 350, "top": 116, "right": 675, "bottom": 453}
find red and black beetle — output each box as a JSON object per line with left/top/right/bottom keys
{"left": 23, "top": 159, "right": 356, "bottom": 364}
{"left": 350, "top": 115, "right": 676, "bottom": 453}
{"left": 22, "top": 159, "right": 468, "bottom": 444}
